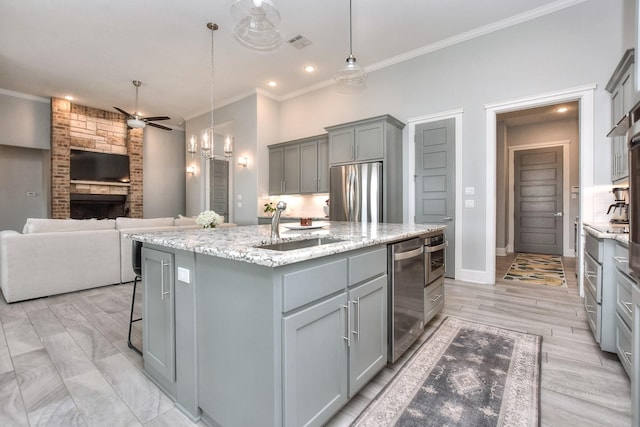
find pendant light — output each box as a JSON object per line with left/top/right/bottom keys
{"left": 231, "top": 0, "right": 282, "bottom": 51}
{"left": 334, "top": 0, "right": 367, "bottom": 88}
{"left": 187, "top": 22, "right": 232, "bottom": 160}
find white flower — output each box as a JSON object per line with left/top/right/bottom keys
{"left": 196, "top": 210, "right": 223, "bottom": 228}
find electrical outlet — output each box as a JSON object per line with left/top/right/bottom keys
{"left": 177, "top": 267, "right": 190, "bottom": 284}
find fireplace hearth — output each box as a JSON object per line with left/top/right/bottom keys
{"left": 70, "top": 194, "right": 128, "bottom": 219}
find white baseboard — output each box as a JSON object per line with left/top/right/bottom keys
{"left": 496, "top": 247, "right": 508, "bottom": 256}
{"left": 456, "top": 269, "right": 495, "bottom": 285}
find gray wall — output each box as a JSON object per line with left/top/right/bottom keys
{"left": 0, "top": 91, "right": 51, "bottom": 231}
{"left": 143, "top": 126, "right": 187, "bottom": 218}
{"left": 0, "top": 145, "right": 49, "bottom": 231}
{"left": 185, "top": 94, "right": 259, "bottom": 224}
{"left": 274, "top": 0, "right": 627, "bottom": 275}
{"left": 0, "top": 90, "right": 50, "bottom": 149}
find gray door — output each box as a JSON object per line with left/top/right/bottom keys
{"left": 415, "top": 119, "right": 455, "bottom": 278}
{"left": 210, "top": 159, "right": 229, "bottom": 222}
{"left": 514, "top": 146, "right": 563, "bottom": 255}
{"left": 142, "top": 248, "right": 175, "bottom": 384}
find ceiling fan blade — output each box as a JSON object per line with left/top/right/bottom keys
{"left": 113, "top": 107, "right": 133, "bottom": 118}
{"left": 146, "top": 122, "right": 172, "bottom": 131}
{"left": 143, "top": 116, "right": 171, "bottom": 121}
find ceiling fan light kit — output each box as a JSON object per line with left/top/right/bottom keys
{"left": 113, "top": 80, "right": 172, "bottom": 131}
{"left": 231, "top": 0, "right": 282, "bottom": 51}
{"left": 334, "top": 0, "right": 367, "bottom": 89}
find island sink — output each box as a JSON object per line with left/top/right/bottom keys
{"left": 256, "top": 237, "right": 344, "bottom": 251}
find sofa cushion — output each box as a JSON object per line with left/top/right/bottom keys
{"left": 23, "top": 218, "right": 116, "bottom": 234}
{"left": 115, "top": 217, "right": 175, "bottom": 229}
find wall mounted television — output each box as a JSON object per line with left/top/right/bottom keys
{"left": 70, "top": 149, "right": 130, "bottom": 183}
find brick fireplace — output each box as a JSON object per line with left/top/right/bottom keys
{"left": 50, "top": 98, "right": 143, "bottom": 219}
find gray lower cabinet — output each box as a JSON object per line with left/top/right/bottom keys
{"left": 583, "top": 232, "right": 616, "bottom": 352}
{"left": 633, "top": 278, "right": 640, "bottom": 427}
{"left": 283, "top": 292, "right": 349, "bottom": 427}
{"left": 191, "top": 245, "right": 387, "bottom": 427}
{"left": 282, "top": 266, "right": 387, "bottom": 427}
{"left": 142, "top": 247, "right": 176, "bottom": 387}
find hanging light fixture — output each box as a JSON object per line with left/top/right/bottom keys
{"left": 187, "top": 22, "right": 233, "bottom": 161}
{"left": 334, "top": 0, "right": 367, "bottom": 88}
{"left": 231, "top": 0, "right": 282, "bottom": 51}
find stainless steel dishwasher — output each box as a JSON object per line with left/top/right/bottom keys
{"left": 388, "top": 237, "right": 425, "bottom": 363}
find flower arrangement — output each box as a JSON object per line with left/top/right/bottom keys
{"left": 263, "top": 202, "right": 276, "bottom": 215}
{"left": 196, "top": 210, "right": 223, "bottom": 228}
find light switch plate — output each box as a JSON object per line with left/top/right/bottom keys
{"left": 177, "top": 267, "right": 190, "bottom": 284}
{"left": 465, "top": 186, "right": 475, "bottom": 196}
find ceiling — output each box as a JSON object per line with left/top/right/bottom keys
{"left": 0, "top": 0, "right": 579, "bottom": 129}
{"left": 498, "top": 101, "right": 580, "bottom": 127}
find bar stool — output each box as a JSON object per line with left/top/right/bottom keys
{"left": 128, "top": 240, "right": 143, "bottom": 356}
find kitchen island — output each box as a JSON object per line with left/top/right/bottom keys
{"left": 128, "top": 221, "right": 444, "bottom": 427}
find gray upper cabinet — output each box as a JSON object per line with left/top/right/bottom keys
{"left": 326, "top": 115, "right": 404, "bottom": 165}
{"left": 268, "top": 144, "right": 300, "bottom": 194}
{"left": 269, "top": 134, "right": 328, "bottom": 195}
{"left": 326, "top": 115, "right": 405, "bottom": 222}
{"left": 606, "top": 49, "right": 634, "bottom": 183}
{"left": 142, "top": 247, "right": 176, "bottom": 387}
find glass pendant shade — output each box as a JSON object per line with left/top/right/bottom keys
{"left": 231, "top": 0, "right": 282, "bottom": 51}
{"left": 335, "top": 54, "right": 367, "bottom": 87}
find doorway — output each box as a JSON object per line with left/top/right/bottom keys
{"left": 513, "top": 146, "right": 564, "bottom": 255}
{"left": 485, "top": 84, "right": 595, "bottom": 294}
{"left": 414, "top": 118, "right": 455, "bottom": 277}
{"left": 407, "top": 109, "right": 462, "bottom": 280}
{"left": 210, "top": 158, "right": 229, "bottom": 222}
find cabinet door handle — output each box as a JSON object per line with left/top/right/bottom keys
{"left": 342, "top": 304, "right": 351, "bottom": 347}
{"left": 622, "top": 300, "right": 633, "bottom": 313}
{"left": 352, "top": 298, "right": 360, "bottom": 341}
{"left": 584, "top": 303, "right": 596, "bottom": 313}
{"left": 160, "top": 260, "right": 170, "bottom": 300}
{"left": 624, "top": 351, "right": 632, "bottom": 359}
{"left": 585, "top": 271, "right": 597, "bottom": 279}
{"left": 431, "top": 294, "right": 442, "bottom": 303}
{"left": 614, "top": 256, "right": 629, "bottom": 264}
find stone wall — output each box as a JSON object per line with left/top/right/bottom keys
{"left": 50, "top": 98, "right": 143, "bottom": 218}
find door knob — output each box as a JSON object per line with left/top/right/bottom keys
{"left": 554, "top": 212, "right": 563, "bottom": 217}
{"left": 443, "top": 217, "right": 453, "bottom": 221}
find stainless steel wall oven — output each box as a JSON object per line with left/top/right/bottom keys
{"left": 628, "top": 103, "right": 640, "bottom": 280}
{"left": 424, "top": 231, "right": 446, "bottom": 285}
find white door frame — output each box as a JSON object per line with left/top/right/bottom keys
{"left": 485, "top": 84, "right": 596, "bottom": 294}
{"left": 507, "top": 140, "right": 571, "bottom": 256}
{"left": 406, "top": 108, "right": 463, "bottom": 280}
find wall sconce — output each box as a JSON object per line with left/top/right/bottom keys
{"left": 238, "top": 156, "right": 248, "bottom": 167}
{"left": 186, "top": 165, "right": 196, "bottom": 175}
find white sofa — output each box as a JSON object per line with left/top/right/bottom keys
{"left": 0, "top": 216, "right": 233, "bottom": 303}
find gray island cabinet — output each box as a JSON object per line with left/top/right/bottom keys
{"left": 129, "top": 222, "right": 443, "bottom": 427}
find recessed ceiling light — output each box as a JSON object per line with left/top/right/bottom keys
{"left": 556, "top": 107, "right": 568, "bottom": 113}
{"left": 268, "top": 81, "right": 277, "bottom": 87}
{"left": 304, "top": 65, "right": 315, "bottom": 73}
{"left": 64, "top": 95, "right": 74, "bottom": 101}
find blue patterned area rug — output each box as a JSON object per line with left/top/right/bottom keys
{"left": 352, "top": 317, "right": 541, "bottom": 427}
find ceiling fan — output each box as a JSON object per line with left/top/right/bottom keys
{"left": 114, "top": 80, "right": 171, "bottom": 131}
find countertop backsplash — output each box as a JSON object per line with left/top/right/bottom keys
{"left": 259, "top": 194, "right": 329, "bottom": 219}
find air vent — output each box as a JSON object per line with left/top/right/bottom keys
{"left": 288, "top": 35, "right": 312, "bottom": 49}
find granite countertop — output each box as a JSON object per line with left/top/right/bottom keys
{"left": 127, "top": 221, "right": 445, "bottom": 267}
{"left": 583, "top": 222, "right": 629, "bottom": 244}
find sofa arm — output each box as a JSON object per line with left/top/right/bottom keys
{"left": 0, "top": 229, "right": 121, "bottom": 303}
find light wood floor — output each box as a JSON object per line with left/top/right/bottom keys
{"left": 0, "top": 255, "right": 631, "bottom": 426}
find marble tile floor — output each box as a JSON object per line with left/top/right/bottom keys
{"left": 0, "top": 254, "right": 631, "bottom": 426}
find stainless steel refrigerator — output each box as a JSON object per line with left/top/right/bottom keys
{"left": 329, "top": 162, "right": 383, "bottom": 222}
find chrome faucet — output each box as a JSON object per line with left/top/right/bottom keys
{"left": 271, "top": 201, "right": 287, "bottom": 239}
